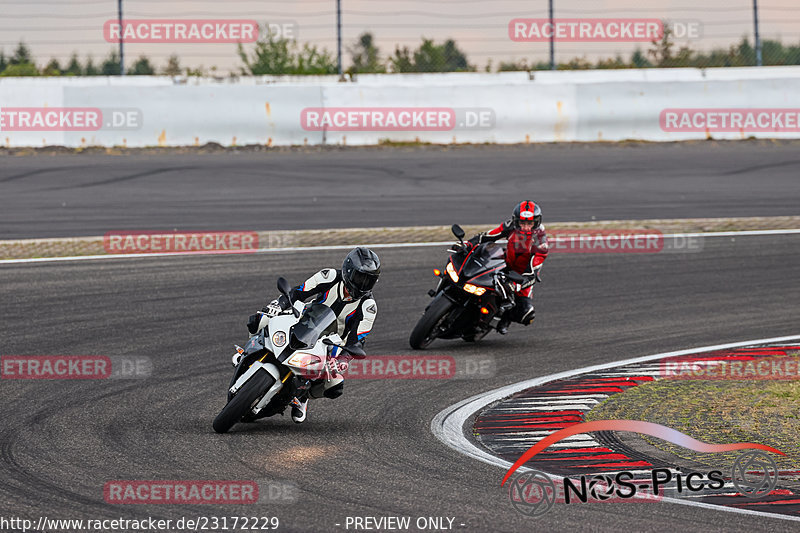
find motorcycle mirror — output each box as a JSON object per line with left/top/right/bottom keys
{"left": 277, "top": 277, "right": 292, "bottom": 297}
{"left": 322, "top": 338, "right": 333, "bottom": 346}
{"left": 451, "top": 224, "right": 465, "bottom": 241}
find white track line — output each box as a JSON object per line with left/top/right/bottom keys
{"left": 431, "top": 334, "right": 800, "bottom": 522}
{"left": 2, "top": 228, "right": 800, "bottom": 265}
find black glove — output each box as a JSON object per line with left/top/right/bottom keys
{"left": 246, "top": 313, "right": 263, "bottom": 334}
{"left": 520, "top": 270, "right": 542, "bottom": 290}
{"left": 260, "top": 299, "right": 283, "bottom": 317}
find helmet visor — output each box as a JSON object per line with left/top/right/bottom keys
{"left": 348, "top": 269, "right": 379, "bottom": 294}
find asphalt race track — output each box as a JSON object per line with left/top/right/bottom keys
{"left": 1, "top": 146, "right": 800, "bottom": 532}
{"left": 2, "top": 142, "right": 800, "bottom": 238}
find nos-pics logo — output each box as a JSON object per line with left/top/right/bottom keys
{"left": 502, "top": 420, "right": 784, "bottom": 518}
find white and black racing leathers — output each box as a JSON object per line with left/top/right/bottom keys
{"left": 249, "top": 267, "right": 377, "bottom": 348}
{"left": 246, "top": 268, "right": 378, "bottom": 399}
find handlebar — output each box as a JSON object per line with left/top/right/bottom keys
{"left": 322, "top": 338, "right": 367, "bottom": 359}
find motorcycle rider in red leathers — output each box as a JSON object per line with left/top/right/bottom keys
{"left": 468, "top": 201, "right": 548, "bottom": 334}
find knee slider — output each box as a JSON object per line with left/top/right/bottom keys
{"left": 513, "top": 300, "right": 535, "bottom": 325}
{"left": 324, "top": 381, "right": 344, "bottom": 399}
{"left": 310, "top": 376, "right": 344, "bottom": 399}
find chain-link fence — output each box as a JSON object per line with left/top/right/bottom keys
{"left": 1, "top": 0, "right": 799, "bottom": 76}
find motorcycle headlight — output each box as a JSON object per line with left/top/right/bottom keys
{"left": 446, "top": 262, "right": 459, "bottom": 282}
{"left": 463, "top": 283, "right": 486, "bottom": 296}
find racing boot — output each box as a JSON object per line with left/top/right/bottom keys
{"left": 496, "top": 312, "right": 512, "bottom": 335}
{"left": 291, "top": 396, "right": 308, "bottom": 423}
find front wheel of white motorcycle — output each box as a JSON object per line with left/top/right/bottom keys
{"left": 212, "top": 370, "right": 275, "bottom": 434}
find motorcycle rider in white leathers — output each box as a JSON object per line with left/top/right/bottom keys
{"left": 243, "top": 247, "right": 380, "bottom": 423}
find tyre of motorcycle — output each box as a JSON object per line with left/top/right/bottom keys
{"left": 213, "top": 369, "right": 275, "bottom": 434}
{"left": 409, "top": 293, "right": 455, "bottom": 350}
{"left": 228, "top": 350, "right": 266, "bottom": 402}
{"left": 247, "top": 379, "right": 297, "bottom": 420}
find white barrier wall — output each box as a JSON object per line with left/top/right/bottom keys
{"left": 1, "top": 67, "right": 800, "bottom": 147}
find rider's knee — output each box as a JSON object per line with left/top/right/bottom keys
{"left": 512, "top": 298, "right": 535, "bottom": 325}
{"left": 324, "top": 381, "right": 344, "bottom": 399}
{"left": 310, "top": 376, "right": 344, "bottom": 399}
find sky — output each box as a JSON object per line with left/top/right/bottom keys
{"left": 1, "top": 0, "right": 799, "bottom": 73}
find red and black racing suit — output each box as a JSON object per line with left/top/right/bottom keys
{"left": 469, "top": 219, "right": 549, "bottom": 324}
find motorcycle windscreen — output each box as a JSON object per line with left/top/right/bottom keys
{"left": 461, "top": 243, "right": 506, "bottom": 282}
{"left": 289, "top": 303, "right": 337, "bottom": 350}
{"left": 244, "top": 330, "right": 266, "bottom": 354}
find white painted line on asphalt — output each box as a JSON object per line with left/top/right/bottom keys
{"left": 0, "top": 241, "right": 454, "bottom": 264}
{"left": 431, "top": 334, "right": 800, "bottom": 522}
{"left": 2, "top": 228, "right": 800, "bottom": 265}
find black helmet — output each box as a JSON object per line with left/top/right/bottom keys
{"left": 342, "top": 247, "right": 381, "bottom": 298}
{"left": 512, "top": 200, "right": 542, "bottom": 233}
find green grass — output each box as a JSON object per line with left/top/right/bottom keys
{"left": 585, "top": 380, "right": 800, "bottom": 470}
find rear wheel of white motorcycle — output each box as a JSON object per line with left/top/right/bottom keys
{"left": 213, "top": 370, "right": 275, "bottom": 434}
{"left": 409, "top": 296, "right": 453, "bottom": 350}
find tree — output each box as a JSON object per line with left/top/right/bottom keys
{"left": 294, "top": 43, "right": 338, "bottom": 74}
{"left": 162, "top": 54, "right": 182, "bottom": 75}
{"left": 185, "top": 65, "right": 208, "bottom": 76}
{"left": 130, "top": 55, "right": 155, "bottom": 75}
{"left": 558, "top": 56, "right": 593, "bottom": 70}
{"left": 0, "top": 50, "right": 7, "bottom": 74}
{"left": 10, "top": 41, "right": 33, "bottom": 65}
{"left": 497, "top": 58, "right": 530, "bottom": 72}
{"left": 389, "top": 38, "right": 473, "bottom": 72}
{"left": 84, "top": 56, "right": 99, "bottom": 76}
{"left": 648, "top": 23, "right": 693, "bottom": 67}
{"left": 630, "top": 48, "right": 652, "bottom": 68}
{"left": 65, "top": 53, "right": 82, "bottom": 75}
{"left": 101, "top": 50, "right": 122, "bottom": 75}
{"left": 42, "top": 58, "right": 62, "bottom": 76}
{"left": 0, "top": 63, "right": 39, "bottom": 76}
{"left": 239, "top": 36, "right": 292, "bottom": 74}
{"left": 595, "top": 55, "right": 627, "bottom": 69}
{"left": 348, "top": 32, "right": 385, "bottom": 73}
{"left": 389, "top": 46, "right": 414, "bottom": 72}
{"left": 2, "top": 41, "right": 38, "bottom": 75}
{"left": 238, "top": 35, "right": 337, "bottom": 75}
{"left": 415, "top": 38, "right": 471, "bottom": 72}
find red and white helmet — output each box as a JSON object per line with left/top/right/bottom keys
{"left": 512, "top": 200, "right": 542, "bottom": 233}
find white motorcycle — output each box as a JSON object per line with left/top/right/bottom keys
{"left": 212, "top": 277, "right": 365, "bottom": 434}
